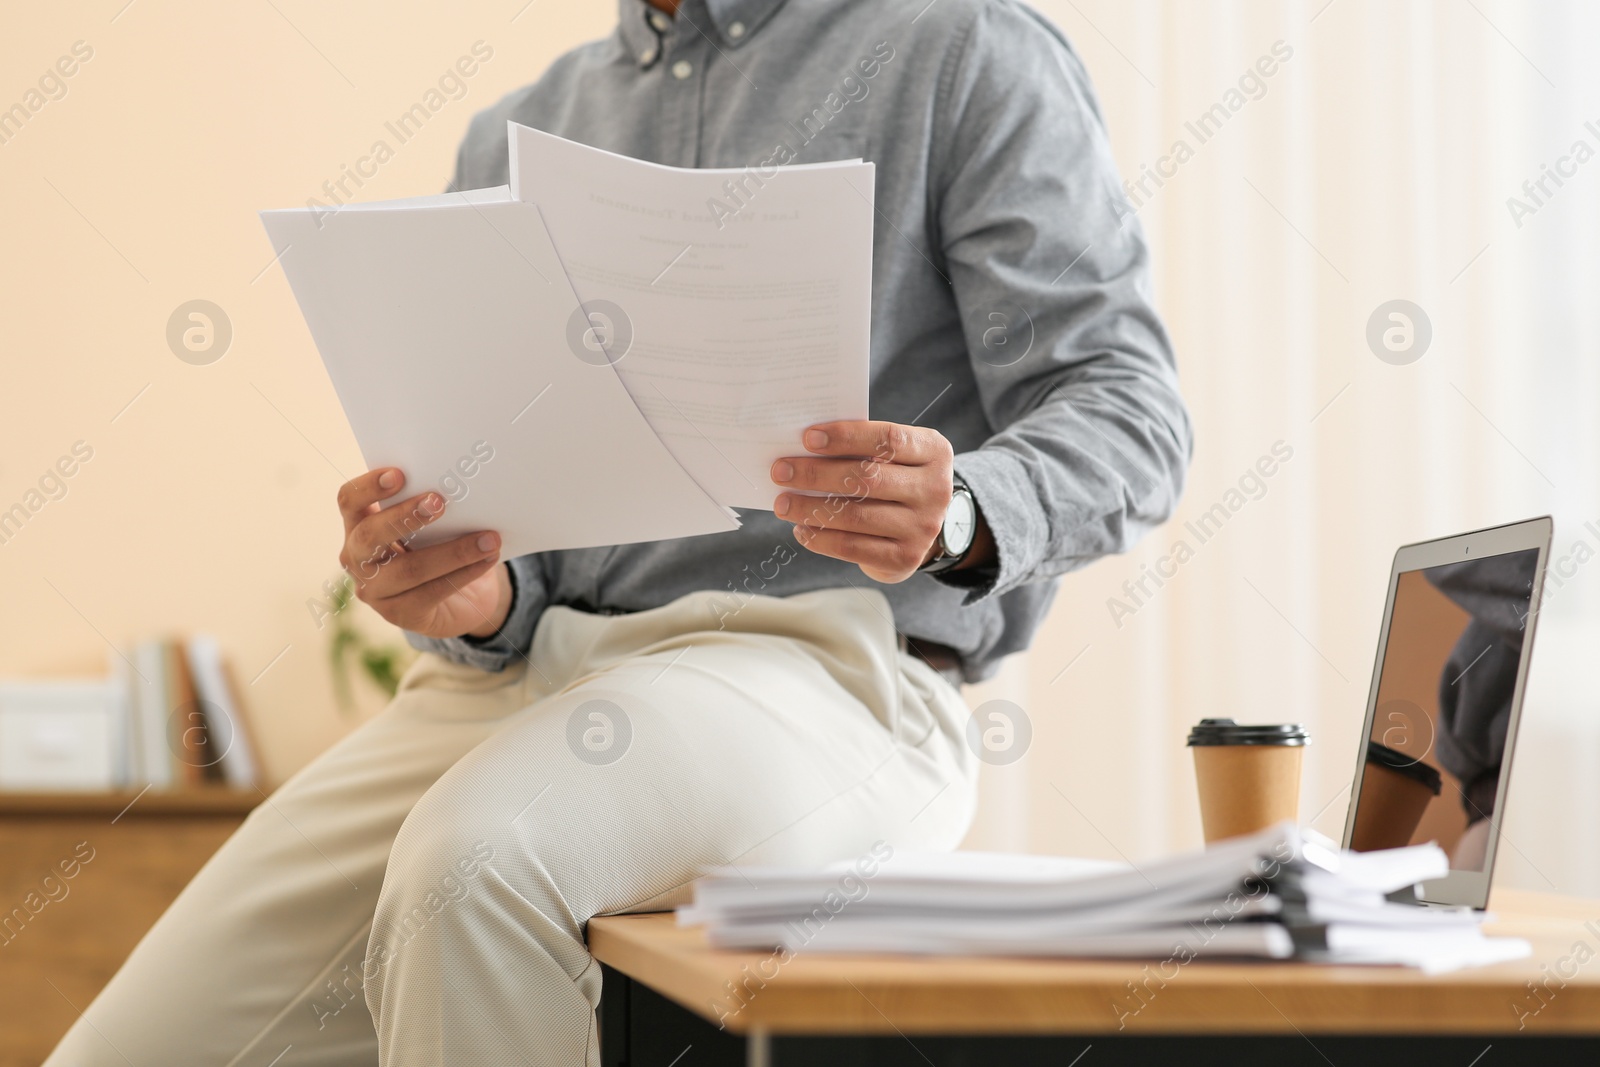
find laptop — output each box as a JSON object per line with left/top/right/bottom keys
{"left": 1340, "top": 517, "right": 1552, "bottom": 909}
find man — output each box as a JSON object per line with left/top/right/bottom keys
{"left": 46, "top": 1, "right": 1189, "bottom": 1064}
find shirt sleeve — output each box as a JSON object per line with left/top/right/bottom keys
{"left": 404, "top": 555, "right": 548, "bottom": 673}
{"left": 932, "top": 1, "right": 1194, "bottom": 602}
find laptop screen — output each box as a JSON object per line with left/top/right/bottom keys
{"left": 1348, "top": 547, "right": 1540, "bottom": 870}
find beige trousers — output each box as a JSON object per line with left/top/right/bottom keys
{"left": 44, "top": 588, "right": 977, "bottom": 1067}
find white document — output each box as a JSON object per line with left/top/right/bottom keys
{"left": 508, "top": 122, "right": 875, "bottom": 510}
{"left": 319, "top": 186, "right": 512, "bottom": 212}
{"left": 261, "top": 194, "right": 739, "bottom": 559}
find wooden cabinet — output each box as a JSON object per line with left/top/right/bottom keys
{"left": 0, "top": 790, "right": 257, "bottom": 1067}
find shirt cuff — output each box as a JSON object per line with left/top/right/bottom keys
{"left": 947, "top": 447, "right": 1048, "bottom": 603}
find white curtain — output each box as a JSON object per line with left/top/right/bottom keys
{"left": 960, "top": 0, "right": 1600, "bottom": 896}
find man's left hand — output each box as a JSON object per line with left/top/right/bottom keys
{"left": 772, "top": 420, "right": 960, "bottom": 584}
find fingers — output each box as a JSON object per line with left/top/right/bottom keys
{"left": 773, "top": 421, "right": 953, "bottom": 504}
{"left": 776, "top": 421, "right": 955, "bottom": 583}
{"left": 349, "top": 531, "right": 500, "bottom": 601}
{"left": 776, "top": 494, "right": 939, "bottom": 544}
{"left": 334, "top": 466, "right": 506, "bottom": 636}
{"left": 784, "top": 495, "right": 941, "bottom": 583}
{"left": 792, "top": 525, "right": 930, "bottom": 583}
{"left": 336, "top": 468, "right": 406, "bottom": 533}
{"left": 369, "top": 556, "right": 503, "bottom": 630}
{"left": 800, "top": 421, "right": 953, "bottom": 467}
{"left": 344, "top": 492, "right": 447, "bottom": 566}
{"left": 770, "top": 456, "right": 925, "bottom": 502}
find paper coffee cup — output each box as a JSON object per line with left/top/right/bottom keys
{"left": 1348, "top": 740, "right": 1443, "bottom": 852}
{"left": 1188, "top": 718, "right": 1309, "bottom": 844}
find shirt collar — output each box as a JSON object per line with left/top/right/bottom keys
{"left": 616, "top": 0, "right": 786, "bottom": 68}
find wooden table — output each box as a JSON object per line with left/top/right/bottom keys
{"left": 0, "top": 789, "right": 259, "bottom": 1067}
{"left": 588, "top": 888, "right": 1600, "bottom": 1066}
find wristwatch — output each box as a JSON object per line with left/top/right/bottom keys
{"left": 918, "top": 476, "right": 977, "bottom": 575}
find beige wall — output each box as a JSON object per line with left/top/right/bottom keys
{"left": 4, "top": 2, "right": 1597, "bottom": 893}
{"left": 0, "top": 3, "right": 616, "bottom": 780}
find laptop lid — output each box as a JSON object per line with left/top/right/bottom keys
{"left": 1341, "top": 517, "right": 1552, "bottom": 908}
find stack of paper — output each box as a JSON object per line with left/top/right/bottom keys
{"left": 679, "top": 824, "right": 1530, "bottom": 975}
{"left": 260, "top": 123, "right": 875, "bottom": 558}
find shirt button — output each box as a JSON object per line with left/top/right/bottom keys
{"left": 648, "top": 10, "right": 670, "bottom": 30}
{"left": 728, "top": 21, "right": 746, "bottom": 39}
{"left": 671, "top": 59, "right": 693, "bottom": 79}
{"left": 640, "top": 48, "right": 658, "bottom": 65}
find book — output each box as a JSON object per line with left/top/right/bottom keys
{"left": 113, "top": 636, "right": 259, "bottom": 790}
{"left": 166, "top": 638, "right": 209, "bottom": 784}
{"left": 108, "top": 648, "right": 133, "bottom": 787}
{"left": 131, "top": 640, "right": 173, "bottom": 788}
{"left": 185, "top": 635, "right": 259, "bottom": 789}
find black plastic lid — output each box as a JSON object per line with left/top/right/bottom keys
{"left": 1365, "top": 740, "right": 1443, "bottom": 794}
{"left": 1186, "top": 718, "right": 1310, "bottom": 747}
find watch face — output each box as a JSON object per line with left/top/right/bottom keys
{"left": 943, "top": 488, "right": 977, "bottom": 556}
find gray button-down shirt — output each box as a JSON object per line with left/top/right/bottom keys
{"left": 409, "top": 0, "right": 1192, "bottom": 682}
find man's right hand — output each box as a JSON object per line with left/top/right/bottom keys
{"left": 337, "top": 468, "right": 512, "bottom": 640}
